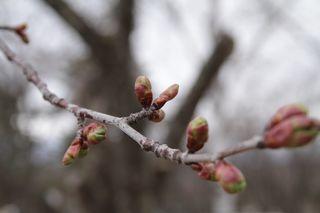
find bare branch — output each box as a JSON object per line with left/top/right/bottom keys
{"left": 0, "top": 34, "right": 263, "bottom": 166}
{"left": 166, "top": 33, "right": 234, "bottom": 148}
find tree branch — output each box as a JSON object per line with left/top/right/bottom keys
{"left": 0, "top": 35, "right": 264, "bottom": 166}
{"left": 166, "top": 33, "right": 234, "bottom": 148}
{"left": 41, "top": 0, "right": 108, "bottom": 48}
{"left": 116, "top": 0, "right": 135, "bottom": 44}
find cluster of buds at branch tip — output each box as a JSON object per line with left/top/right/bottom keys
{"left": 62, "top": 123, "right": 107, "bottom": 165}
{"left": 186, "top": 116, "right": 209, "bottom": 153}
{"left": 148, "top": 109, "right": 165, "bottom": 122}
{"left": 134, "top": 75, "right": 153, "bottom": 108}
{"left": 152, "top": 84, "right": 179, "bottom": 110}
{"left": 264, "top": 104, "right": 319, "bottom": 148}
{"left": 14, "top": 23, "right": 29, "bottom": 44}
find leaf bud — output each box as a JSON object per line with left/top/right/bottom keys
{"left": 134, "top": 75, "right": 153, "bottom": 108}
{"left": 186, "top": 117, "right": 209, "bottom": 153}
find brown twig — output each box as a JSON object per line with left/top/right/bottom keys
{"left": 0, "top": 32, "right": 264, "bottom": 165}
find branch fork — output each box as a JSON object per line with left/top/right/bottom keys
{"left": 1, "top": 24, "right": 319, "bottom": 194}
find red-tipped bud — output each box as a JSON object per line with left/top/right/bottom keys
{"left": 264, "top": 113, "right": 318, "bottom": 148}
{"left": 152, "top": 84, "right": 179, "bottom": 109}
{"left": 148, "top": 109, "right": 165, "bottom": 122}
{"left": 134, "top": 75, "right": 153, "bottom": 108}
{"left": 266, "top": 104, "right": 308, "bottom": 130}
{"left": 62, "top": 139, "right": 81, "bottom": 166}
{"left": 83, "top": 123, "right": 107, "bottom": 145}
{"left": 215, "top": 160, "right": 246, "bottom": 194}
{"left": 186, "top": 117, "right": 208, "bottom": 153}
{"left": 197, "top": 162, "right": 218, "bottom": 181}
{"left": 14, "top": 23, "right": 29, "bottom": 44}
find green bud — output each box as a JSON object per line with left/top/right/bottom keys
{"left": 83, "top": 123, "right": 107, "bottom": 145}
{"left": 215, "top": 160, "right": 246, "bottom": 194}
{"left": 62, "top": 139, "right": 81, "bottom": 166}
{"left": 186, "top": 117, "right": 208, "bottom": 153}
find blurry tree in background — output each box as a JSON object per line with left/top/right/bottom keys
{"left": 1, "top": 0, "right": 320, "bottom": 213}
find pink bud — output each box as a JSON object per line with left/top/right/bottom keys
{"left": 186, "top": 117, "right": 209, "bottom": 153}
{"left": 266, "top": 104, "right": 308, "bottom": 130}
{"left": 152, "top": 84, "right": 179, "bottom": 109}
{"left": 134, "top": 76, "right": 153, "bottom": 108}
{"left": 264, "top": 115, "right": 318, "bottom": 148}
{"left": 148, "top": 109, "right": 165, "bottom": 122}
{"left": 215, "top": 160, "right": 246, "bottom": 194}
{"left": 83, "top": 123, "right": 107, "bottom": 145}
{"left": 62, "top": 139, "right": 81, "bottom": 166}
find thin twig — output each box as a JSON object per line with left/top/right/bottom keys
{"left": 0, "top": 34, "right": 264, "bottom": 165}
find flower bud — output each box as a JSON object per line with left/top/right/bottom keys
{"left": 266, "top": 104, "right": 308, "bottom": 130}
{"left": 134, "top": 75, "right": 153, "bottom": 108}
{"left": 14, "top": 23, "right": 29, "bottom": 44}
{"left": 62, "top": 139, "right": 81, "bottom": 166}
{"left": 264, "top": 115, "right": 318, "bottom": 148}
{"left": 83, "top": 123, "right": 107, "bottom": 145}
{"left": 186, "top": 117, "right": 208, "bottom": 153}
{"left": 197, "top": 162, "right": 217, "bottom": 181}
{"left": 152, "top": 84, "right": 179, "bottom": 109}
{"left": 215, "top": 160, "right": 246, "bottom": 194}
{"left": 148, "top": 109, "right": 165, "bottom": 122}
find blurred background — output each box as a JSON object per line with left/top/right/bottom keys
{"left": 0, "top": 0, "right": 320, "bottom": 212}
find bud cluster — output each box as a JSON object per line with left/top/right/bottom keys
{"left": 264, "top": 104, "right": 319, "bottom": 148}
{"left": 134, "top": 75, "right": 179, "bottom": 123}
{"left": 193, "top": 161, "right": 246, "bottom": 194}
{"left": 62, "top": 122, "right": 107, "bottom": 165}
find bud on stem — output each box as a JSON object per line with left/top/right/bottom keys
{"left": 264, "top": 104, "right": 319, "bottom": 148}
{"left": 62, "top": 138, "right": 81, "bottom": 166}
{"left": 186, "top": 117, "right": 209, "bottom": 153}
{"left": 134, "top": 76, "right": 153, "bottom": 108}
{"left": 266, "top": 104, "right": 308, "bottom": 130}
{"left": 215, "top": 160, "right": 246, "bottom": 194}
{"left": 152, "top": 84, "right": 179, "bottom": 109}
{"left": 83, "top": 123, "right": 107, "bottom": 145}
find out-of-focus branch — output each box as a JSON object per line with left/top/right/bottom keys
{"left": 0, "top": 34, "right": 264, "bottom": 166}
{"left": 166, "top": 33, "right": 234, "bottom": 148}
{"left": 41, "top": 0, "right": 108, "bottom": 48}
{"left": 116, "top": 0, "right": 135, "bottom": 45}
